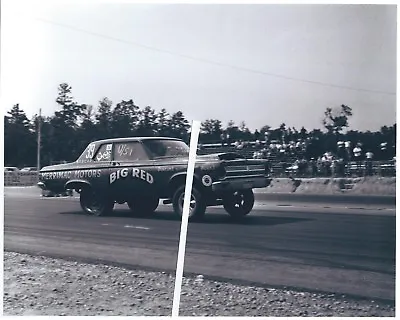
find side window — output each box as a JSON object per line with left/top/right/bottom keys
{"left": 94, "top": 143, "right": 113, "bottom": 162}
{"left": 86, "top": 143, "right": 96, "bottom": 159}
{"left": 113, "top": 142, "right": 149, "bottom": 161}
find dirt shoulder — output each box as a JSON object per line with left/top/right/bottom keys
{"left": 258, "top": 177, "right": 396, "bottom": 196}
{"left": 3, "top": 251, "right": 395, "bottom": 317}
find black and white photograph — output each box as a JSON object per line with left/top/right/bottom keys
{"left": 2, "top": 0, "right": 396, "bottom": 317}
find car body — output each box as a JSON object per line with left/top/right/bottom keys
{"left": 38, "top": 137, "right": 271, "bottom": 220}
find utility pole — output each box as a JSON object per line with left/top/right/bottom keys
{"left": 37, "top": 108, "right": 41, "bottom": 173}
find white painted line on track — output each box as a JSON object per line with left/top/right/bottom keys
{"left": 101, "top": 223, "right": 150, "bottom": 230}
{"left": 123, "top": 225, "right": 150, "bottom": 230}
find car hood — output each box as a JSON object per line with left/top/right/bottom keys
{"left": 147, "top": 152, "right": 248, "bottom": 164}
{"left": 196, "top": 152, "right": 245, "bottom": 161}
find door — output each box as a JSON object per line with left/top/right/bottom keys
{"left": 109, "top": 141, "right": 155, "bottom": 199}
{"left": 87, "top": 142, "right": 115, "bottom": 192}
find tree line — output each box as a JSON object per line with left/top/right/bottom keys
{"left": 4, "top": 83, "right": 396, "bottom": 167}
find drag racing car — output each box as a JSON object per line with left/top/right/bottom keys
{"left": 38, "top": 137, "right": 271, "bottom": 220}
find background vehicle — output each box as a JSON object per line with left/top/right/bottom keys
{"left": 20, "top": 167, "right": 38, "bottom": 172}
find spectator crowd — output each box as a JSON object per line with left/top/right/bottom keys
{"left": 199, "top": 131, "right": 396, "bottom": 178}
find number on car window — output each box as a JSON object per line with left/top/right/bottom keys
{"left": 86, "top": 144, "right": 96, "bottom": 159}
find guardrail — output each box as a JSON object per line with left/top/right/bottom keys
{"left": 4, "top": 172, "right": 38, "bottom": 186}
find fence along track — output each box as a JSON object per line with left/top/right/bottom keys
{"left": 4, "top": 172, "right": 39, "bottom": 186}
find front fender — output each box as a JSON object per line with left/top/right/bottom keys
{"left": 168, "top": 172, "right": 201, "bottom": 184}
{"left": 168, "top": 171, "right": 206, "bottom": 190}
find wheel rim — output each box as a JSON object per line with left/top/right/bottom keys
{"left": 231, "top": 191, "right": 246, "bottom": 209}
{"left": 178, "top": 192, "right": 197, "bottom": 217}
{"left": 83, "top": 192, "right": 104, "bottom": 215}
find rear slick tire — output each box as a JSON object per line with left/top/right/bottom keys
{"left": 127, "top": 196, "right": 159, "bottom": 216}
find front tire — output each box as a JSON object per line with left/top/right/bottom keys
{"left": 80, "top": 189, "right": 114, "bottom": 217}
{"left": 223, "top": 189, "right": 255, "bottom": 218}
{"left": 172, "top": 185, "right": 206, "bottom": 221}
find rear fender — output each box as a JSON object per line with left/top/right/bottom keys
{"left": 65, "top": 180, "right": 91, "bottom": 193}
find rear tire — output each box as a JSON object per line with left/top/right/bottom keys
{"left": 80, "top": 188, "right": 114, "bottom": 217}
{"left": 223, "top": 189, "right": 255, "bottom": 219}
{"left": 172, "top": 185, "right": 206, "bottom": 221}
{"left": 127, "top": 196, "right": 159, "bottom": 216}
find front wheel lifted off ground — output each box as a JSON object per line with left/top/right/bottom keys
{"left": 80, "top": 188, "right": 114, "bottom": 217}
{"left": 223, "top": 189, "right": 255, "bottom": 219}
{"left": 172, "top": 185, "right": 206, "bottom": 221}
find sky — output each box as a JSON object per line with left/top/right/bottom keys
{"left": 1, "top": 1, "right": 397, "bottom": 133}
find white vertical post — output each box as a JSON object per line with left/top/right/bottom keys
{"left": 37, "top": 108, "right": 41, "bottom": 173}
{"left": 172, "top": 120, "right": 201, "bottom": 317}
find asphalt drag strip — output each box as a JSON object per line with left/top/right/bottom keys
{"left": 3, "top": 186, "right": 396, "bottom": 316}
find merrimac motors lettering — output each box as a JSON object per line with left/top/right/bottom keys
{"left": 41, "top": 170, "right": 101, "bottom": 180}
{"left": 110, "top": 168, "right": 154, "bottom": 185}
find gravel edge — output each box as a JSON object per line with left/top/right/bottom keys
{"left": 3, "top": 251, "right": 395, "bottom": 317}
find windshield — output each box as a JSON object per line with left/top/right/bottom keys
{"left": 143, "top": 139, "right": 189, "bottom": 159}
